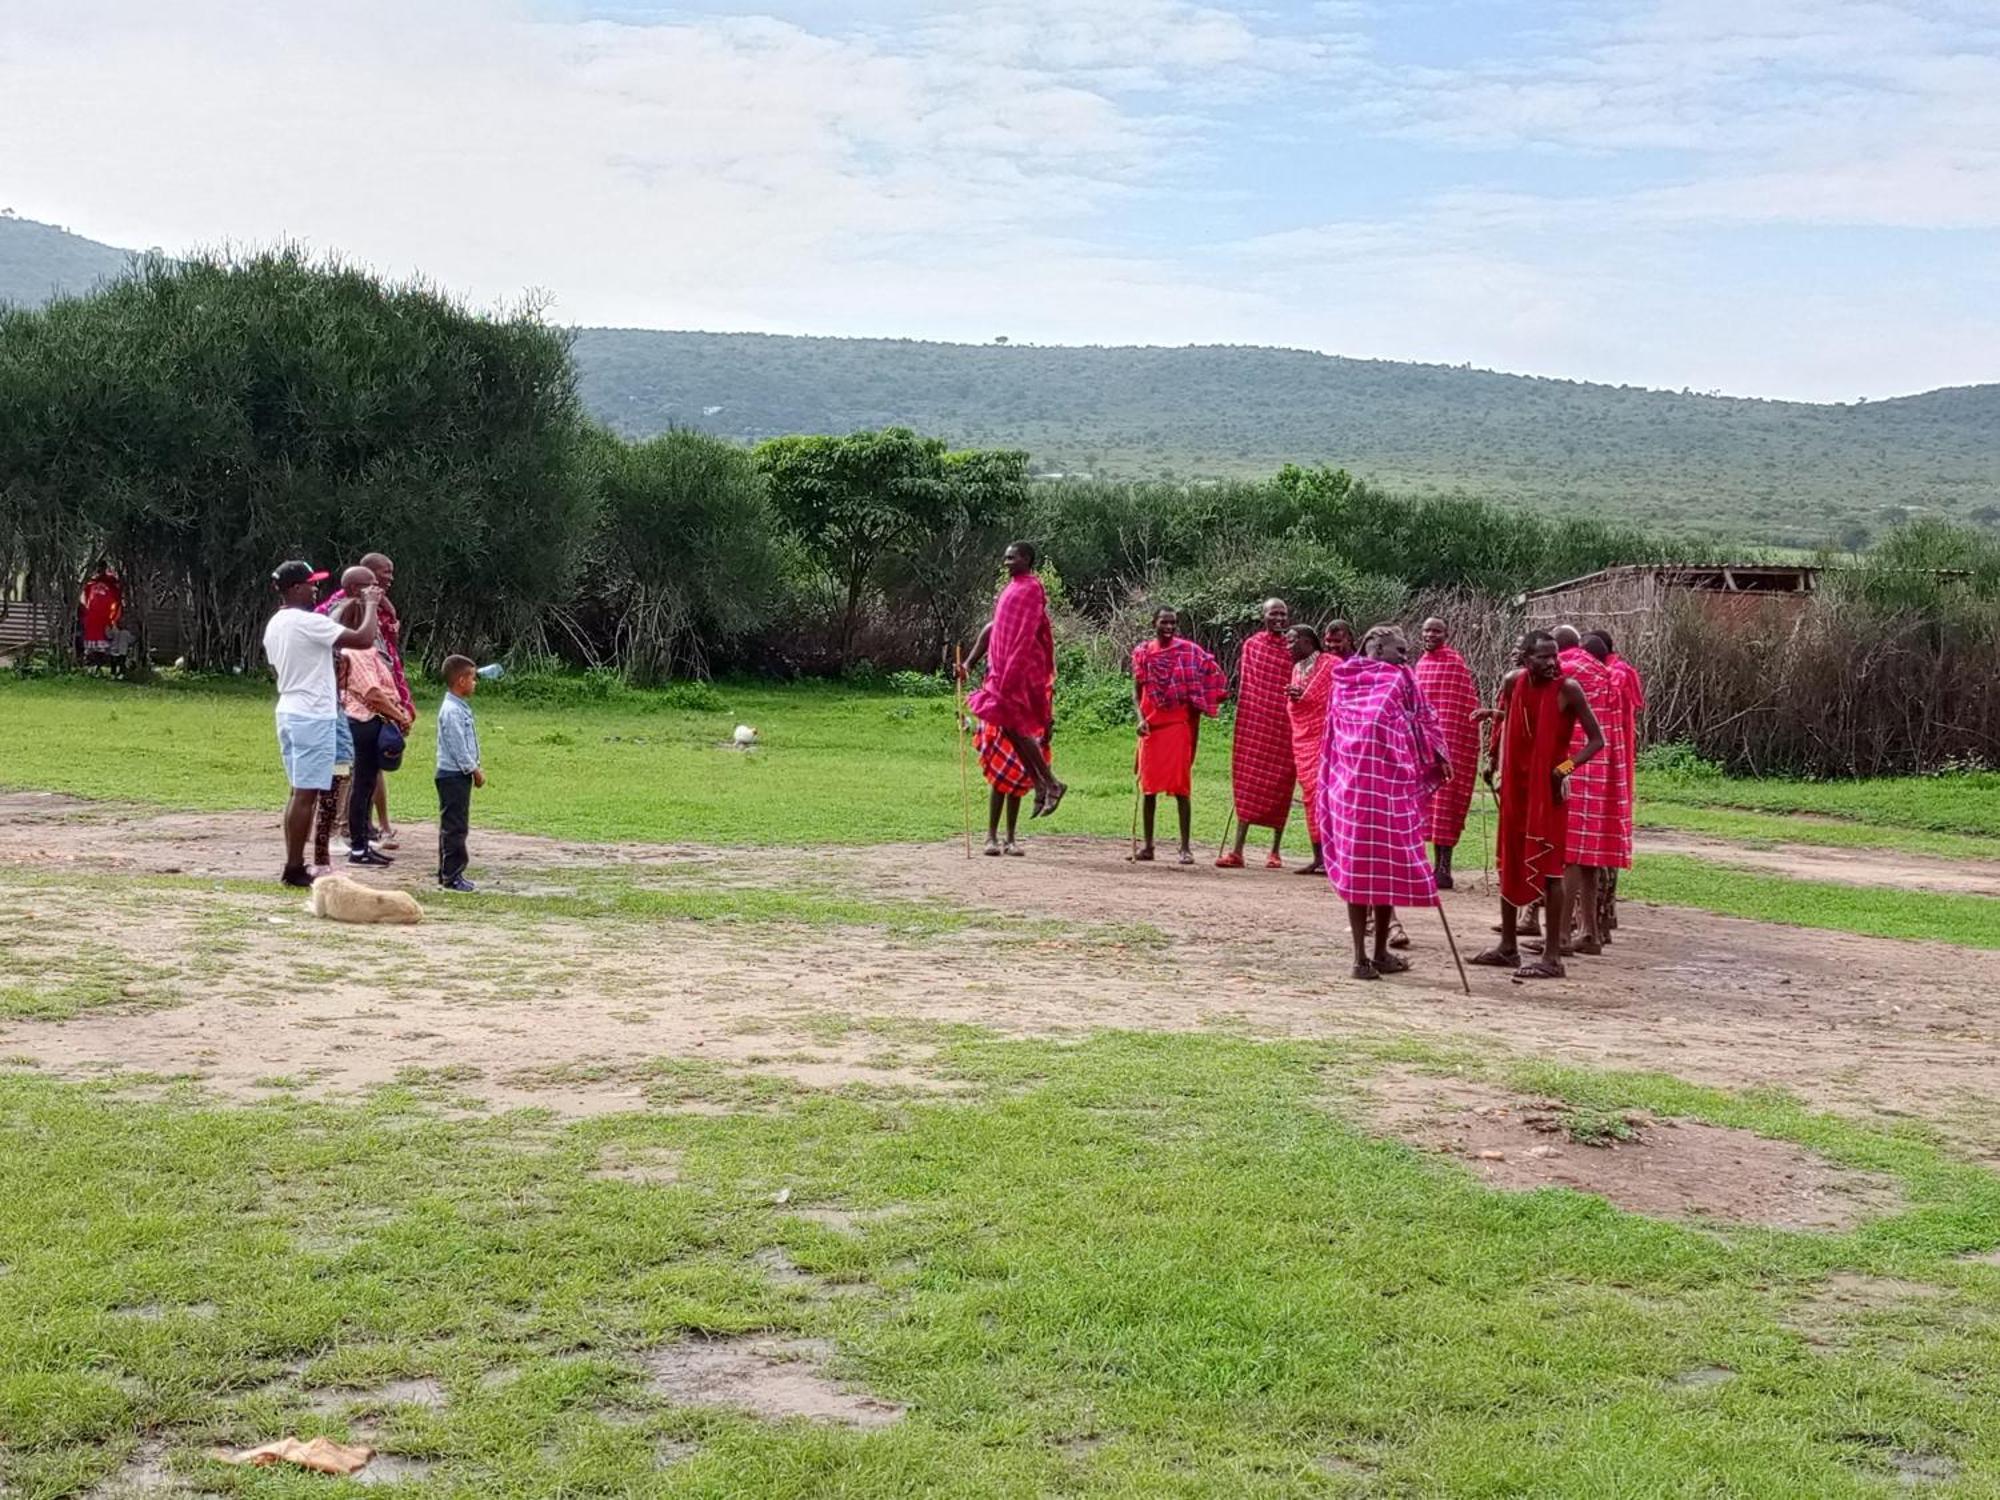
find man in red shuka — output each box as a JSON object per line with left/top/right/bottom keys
{"left": 963, "top": 541, "right": 1065, "bottom": 819}
{"left": 1413, "top": 615, "right": 1482, "bottom": 890}
{"left": 1131, "top": 606, "right": 1229, "bottom": 864}
{"left": 1219, "top": 597, "right": 1296, "bottom": 869}
{"left": 1471, "top": 630, "right": 1604, "bottom": 981}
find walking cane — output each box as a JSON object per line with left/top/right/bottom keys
{"left": 955, "top": 646, "right": 972, "bottom": 860}
{"left": 1127, "top": 764, "right": 1142, "bottom": 863}
{"left": 1434, "top": 898, "right": 1472, "bottom": 995}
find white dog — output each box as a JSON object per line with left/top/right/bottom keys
{"left": 306, "top": 874, "right": 423, "bottom": 925}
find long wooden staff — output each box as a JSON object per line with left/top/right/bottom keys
{"left": 1434, "top": 898, "right": 1472, "bottom": 995}
{"left": 955, "top": 646, "right": 972, "bottom": 860}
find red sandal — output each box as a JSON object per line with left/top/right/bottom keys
{"left": 1215, "top": 851, "right": 1244, "bottom": 869}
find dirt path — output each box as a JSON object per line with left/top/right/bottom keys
{"left": 1640, "top": 829, "right": 2000, "bottom": 897}
{"left": 4, "top": 792, "right": 1999, "bottom": 1157}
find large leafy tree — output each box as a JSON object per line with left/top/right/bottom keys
{"left": 756, "top": 428, "right": 1027, "bottom": 667}
{"left": 0, "top": 249, "right": 595, "bottom": 667}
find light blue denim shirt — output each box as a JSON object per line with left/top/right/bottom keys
{"left": 435, "top": 691, "right": 481, "bottom": 776}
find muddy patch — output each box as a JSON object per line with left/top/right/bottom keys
{"left": 1785, "top": 1272, "right": 1949, "bottom": 1355}
{"left": 639, "top": 1336, "right": 903, "bottom": 1428}
{"left": 1362, "top": 1071, "right": 1900, "bottom": 1229}
{"left": 85, "top": 1439, "right": 184, "bottom": 1498}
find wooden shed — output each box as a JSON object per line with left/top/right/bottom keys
{"left": 1517, "top": 563, "right": 1821, "bottom": 630}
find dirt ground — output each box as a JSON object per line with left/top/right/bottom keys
{"left": 5, "top": 790, "right": 2000, "bottom": 1167}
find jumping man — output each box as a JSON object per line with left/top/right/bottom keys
{"left": 964, "top": 541, "right": 1064, "bottom": 819}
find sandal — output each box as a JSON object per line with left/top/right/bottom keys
{"left": 1351, "top": 962, "right": 1380, "bottom": 981}
{"left": 1387, "top": 919, "right": 1410, "bottom": 951}
{"left": 983, "top": 840, "right": 1002, "bottom": 857}
{"left": 1373, "top": 953, "right": 1411, "bottom": 976}
{"left": 1177, "top": 849, "right": 1195, "bottom": 865}
{"left": 1512, "top": 959, "right": 1566, "bottom": 981}
{"left": 1004, "top": 841, "right": 1024, "bottom": 857}
{"left": 1469, "top": 946, "right": 1519, "bottom": 968}
{"left": 1215, "top": 852, "right": 1245, "bottom": 869}
{"left": 1133, "top": 847, "right": 1155, "bottom": 862}
{"left": 1033, "top": 780, "right": 1067, "bottom": 819}
{"left": 1294, "top": 862, "right": 1324, "bottom": 876}
{"left": 1264, "top": 851, "right": 1285, "bottom": 870}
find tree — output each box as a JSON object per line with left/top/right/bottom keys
{"left": 566, "top": 426, "right": 778, "bottom": 681}
{"left": 0, "top": 249, "right": 594, "bottom": 667}
{"left": 755, "top": 428, "right": 1026, "bottom": 668}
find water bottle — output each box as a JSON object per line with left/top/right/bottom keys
{"left": 477, "top": 663, "right": 505, "bottom": 681}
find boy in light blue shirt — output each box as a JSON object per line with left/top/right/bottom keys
{"left": 435, "top": 655, "right": 485, "bottom": 892}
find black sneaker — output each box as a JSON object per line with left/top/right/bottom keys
{"left": 347, "top": 848, "right": 395, "bottom": 867}
{"left": 439, "top": 877, "right": 477, "bottom": 893}
{"left": 280, "top": 865, "right": 315, "bottom": 889}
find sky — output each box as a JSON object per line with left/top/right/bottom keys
{"left": 3, "top": 0, "right": 1997, "bottom": 401}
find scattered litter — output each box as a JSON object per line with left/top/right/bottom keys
{"left": 214, "top": 1436, "right": 373, "bottom": 1475}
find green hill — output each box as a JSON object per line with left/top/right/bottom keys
{"left": 573, "top": 330, "right": 2000, "bottom": 542}
{"left": 4, "top": 215, "right": 1994, "bottom": 543}
{"left": 0, "top": 213, "right": 136, "bottom": 307}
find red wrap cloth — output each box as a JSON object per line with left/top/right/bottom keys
{"left": 1132, "top": 637, "right": 1227, "bottom": 798}
{"left": 977, "top": 721, "right": 1050, "bottom": 797}
{"left": 1496, "top": 672, "right": 1577, "bottom": 908}
{"left": 1560, "top": 647, "right": 1631, "bottom": 870}
{"left": 1414, "top": 643, "right": 1481, "bottom": 847}
{"left": 967, "top": 574, "right": 1055, "bottom": 736}
{"left": 80, "top": 572, "right": 123, "bottom": 648}
{"left": 1609, "top": 653, "right": 1646, "bottom": 808}
{"left": 1317, "top": 655, "right": 1443, "bottom": 908}
{"left": 1229, "top": 631, "right": 1295, "bottom": 828}
{"left": 1288, "top": 651, "right": 1336, "bottom": 842}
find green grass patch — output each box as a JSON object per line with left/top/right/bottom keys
{"left": 1638, "top": 800, "right": 2000, "bottom": 864}
{"left": 1629, "top": 854, "right": 2000, "bottom": 949}
{"left": 5, "top": 1032, "right": 2000, "bottom": 1496}
{"left": 1648, "top": 767, "right": 2000, "bottom": 841}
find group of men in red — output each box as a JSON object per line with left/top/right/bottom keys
{"left": 961, "top": 544, "right": 1647, "bottom": 982}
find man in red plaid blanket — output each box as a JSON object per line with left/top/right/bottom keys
{"left": 1220, "top": 598, "right": 1297, "bottom": 869}
{"left": 1413, "top": 616, "right": 1482, "bottom": 889}
{"left": 1318, "top": 625, "right": 1450, "bottom": 980}
{"left": 1593, "top": 629, "right": 1646, "bottom": 936}
{"left": 964, "top": 541, "right": 1064, "bottom": 822}
{"left": 1132, "top": 607, "right": 1229, "bottom": 864}
{"left": 1556, "top": 626, "right": 1630, "bottom": 955}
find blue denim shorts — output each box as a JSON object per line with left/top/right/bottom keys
{"left": 276, "top": 713, "right": 338, "bottom": 791}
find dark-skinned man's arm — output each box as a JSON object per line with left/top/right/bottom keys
{"left": 333, "top": 590, "right": 381, "bottom": 651}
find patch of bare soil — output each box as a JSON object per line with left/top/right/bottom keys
{"left": 85, "top": 1440, "right": 183, "bottom": 1498}
{"left": 1641, "top": 831, "right": 2000, "bottom": 898}
{"left": 1362, "top": 1071, "right": 1900, "bottom": 1229}
{"left": 638, "top": 1336, "right": 904, "bottom": 1428}
{"left": 1784, "top": 1271, "right": 1950, "bottom": 1355}
{"left": 7, "top": 796, "right": 2000, "bottom": 1158}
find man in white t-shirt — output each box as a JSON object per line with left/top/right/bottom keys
{"left": 263, "top": 559, "right": 381, "bottom": 887}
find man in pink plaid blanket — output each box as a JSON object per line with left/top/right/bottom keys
{"left": 1317, "top": 624, "right": 1451, "bottom": 981}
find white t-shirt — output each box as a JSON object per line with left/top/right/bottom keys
{"left": 262, "top": 607, "right": 348, "bottom": 720}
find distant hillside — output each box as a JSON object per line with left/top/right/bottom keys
{"left": 573, "top": 330, "right": 2000, "bottom": 543}
{"left": 5, "top": 215, "right": 1995, "bottom": 543}
{"left": 0, "top": 213, "right": 136, "bottom": 307}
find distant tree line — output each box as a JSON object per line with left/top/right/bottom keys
{"left": 5, "top": 253, "right": 1997, "bottom": 773}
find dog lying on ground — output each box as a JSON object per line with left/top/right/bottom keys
{"left": 306, "top": 874, "right": 423, "bottom": 925}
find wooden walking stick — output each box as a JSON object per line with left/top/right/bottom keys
{"left": 1434, "top": 897, "right": 1473, "bottom": 996}
{"left": 955, "top": 645, "right": 972, "bottom": 860}
{"left": 1213, "top": 808, "right": 1237, "bottom": 864}
{"left": 1127, "top": 765, "right": 1142, "bottom": 862}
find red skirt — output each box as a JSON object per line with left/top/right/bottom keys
{"left": 1138, "top": 713, "right": 1195, "bottom": 797}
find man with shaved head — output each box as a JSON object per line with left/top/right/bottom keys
{"left": 1219, "top": 597, "right": 1296, "bottom": 868}
{"left": 320, "top": 551, "right": 414, "bottom": 849}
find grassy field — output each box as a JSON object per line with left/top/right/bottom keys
{"left": 3, "top": 673, "right": 1998, "bottom": 948}
{"left": 8, "top": 673, "right": 2000, "bottom": 1495}
{"left": 7, "top": 1031, "right": 2000, "bottom": 1498}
